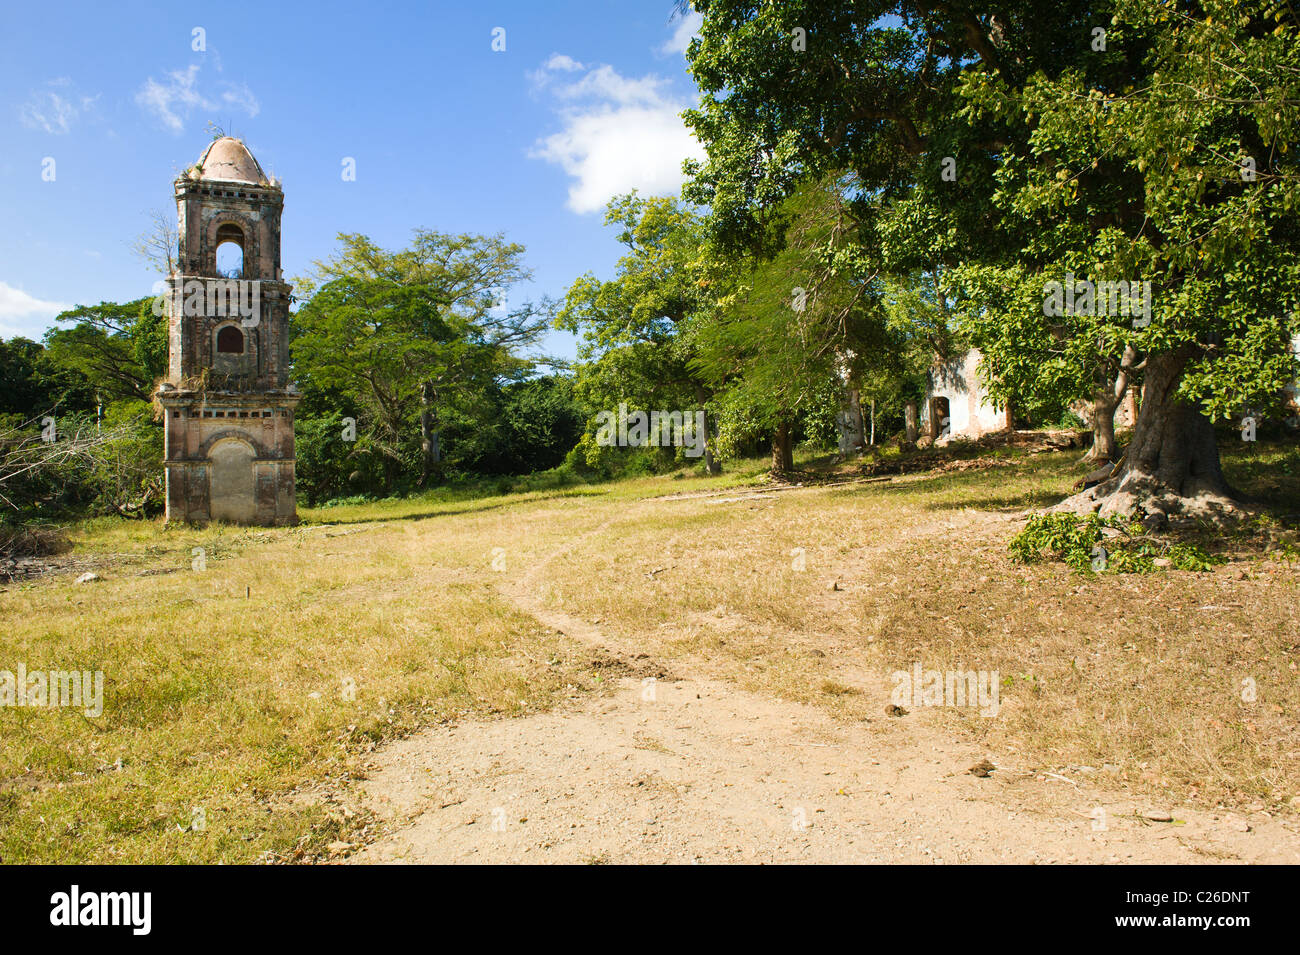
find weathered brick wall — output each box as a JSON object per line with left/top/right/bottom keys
{"left": 159, "top": 139, "right": 298, "bottom": 526}
{"left": 160, "top": 396, "right": 299, "bottom": 525}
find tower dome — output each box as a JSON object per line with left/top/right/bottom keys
{"left": 194, "top": 136, "right": 269, "bottom": 185}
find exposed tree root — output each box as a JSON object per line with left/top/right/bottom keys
{"left": 1051, "top": 468, "right": 1260, "bottom": 529}
{"left": 1053, "top": 347, "right": 1266, "bottom": 529}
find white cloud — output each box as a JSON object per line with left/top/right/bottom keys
{"left": 0, "top": 282, "right": 70, "bottom": 340}
{"left": 552, "top": 65, "right": 673, "bottom": 107}
{"left": 659, "top": 10, "right": 703, "bottom": 56}
{"left": 20, "top": 78, "right": 99, "bottom": 134}
{"left": 543, "top": 53, "right": 585, "bottom": 72}
{"left": 136, "top": 64, "right": 259, "bottom": 133}
{"left": 220, "top": 83, "right": 260, "bottom": 116}
{"left": 529, "top": 59, "right": 704, "bottom": 214}
{"left": 136, "top": 65, "right": 203, "bottom": 132}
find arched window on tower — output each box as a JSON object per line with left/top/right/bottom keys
{"left": 215, "top": 223, "right": 245, "bottom": 279}
{"left": 216, "top": 325, "right": 245, "bottom": 354}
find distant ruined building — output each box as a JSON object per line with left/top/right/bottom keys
{"left": 156, "top": 137, "right": 299, "bottom": 525}
{"left": 922, "top": 348, "right": 1017, "bottom": 442}
{"left": 922, "top": 347, "right": 1137, "bottom": 442}
{"left": 923, "top": 345, "right": 1299, "bottom": 442}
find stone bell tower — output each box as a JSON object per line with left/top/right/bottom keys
{"left": 156, "top": 136, "right": 299, "bottom": 525}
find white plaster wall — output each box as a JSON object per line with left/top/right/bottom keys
{"left": 924, "top": 350, "right": 1004, "bottom": 438}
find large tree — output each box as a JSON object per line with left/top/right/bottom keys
{"left": 683, "top": 0, "right": 1299, "bottom": 521}
{"left": 557, "top": 193, "right": 723, "bottom": 473}
{"left": 43, "top": 299, "right": 167, "bottom": 405}
{"left": 990, "top": 0, "right": 1300, "bottom": 518}
{"left": 0, "top": 338, "right": 96, "bottom": 419}
{"left": 692, "top": 175, "right": 888, "bottom": 471}
{"left": 293, "top": 231, "right": 550, "bottom": 487}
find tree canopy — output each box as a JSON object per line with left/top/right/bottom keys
{"left": 683, "top": 0, "right": 1300, "bottom": 515}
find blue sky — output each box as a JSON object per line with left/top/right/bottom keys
{"left": 0, "top": 0, "right": 706, "bottom": 360}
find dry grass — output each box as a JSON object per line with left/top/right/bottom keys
{"left": 523, "top": 442, "right": 1300, "bottom": 811}
{"left": 2, "top": 440, "right": 1297, "bottom": 863}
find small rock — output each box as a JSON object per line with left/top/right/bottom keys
{"left": 74, "top": 572, "right": 100, "bottom": 585}
{"left": 1152, "top": 557, "right": 1172, "bottom": 568}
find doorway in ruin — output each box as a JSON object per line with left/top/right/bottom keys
{"left": 929, "top": 396, "right": 951, "bottom": 439}
{"left": 208, "top": 438, "right": 256, "bottom": 523}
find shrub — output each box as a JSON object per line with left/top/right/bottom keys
{"left": 1010, "top": 513, "right": 1221, "bottom": 574}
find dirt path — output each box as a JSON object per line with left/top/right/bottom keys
{"left": 348, "top": 507, "right": 1300, "bottom": 865}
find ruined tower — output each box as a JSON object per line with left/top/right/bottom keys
{"left": 156, "top": 137, "right": 299, "bottom": 525}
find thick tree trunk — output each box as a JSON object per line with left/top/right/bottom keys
{"left": 1056, "top": 347, "right": 1244, "bottom": 524}
{"left": 771, "top": 419, "right": 794, "bottom": 474}
{"left": 903, "top": 401, "right": 918, "bottom": 448}
{"left": 695, "top": 386, "right": 721, "bottom": 476}
{"left": 418, "top": 381, "right": 440, "bottom": 487}
{"left": 1084, "top": 344, "right": 1137, "bottom": 463}
{"left": 703, "top": 433, "right": 720, "bottom": 475}
{"left": 382, "top": 454, "right": 397, "bottom": 494}
{"left": 839, "top": 388, "right": 865, "bottom": 456}
{"left": 1088, "top": 391, "right": 1121, "bottom": 463}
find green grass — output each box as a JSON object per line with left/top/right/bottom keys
{"left": 1, "top": 514, "right": 593, "bottom": 862}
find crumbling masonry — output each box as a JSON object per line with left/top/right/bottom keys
{"left": 156, "top": 137, "right": 299, "bottom": 524}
